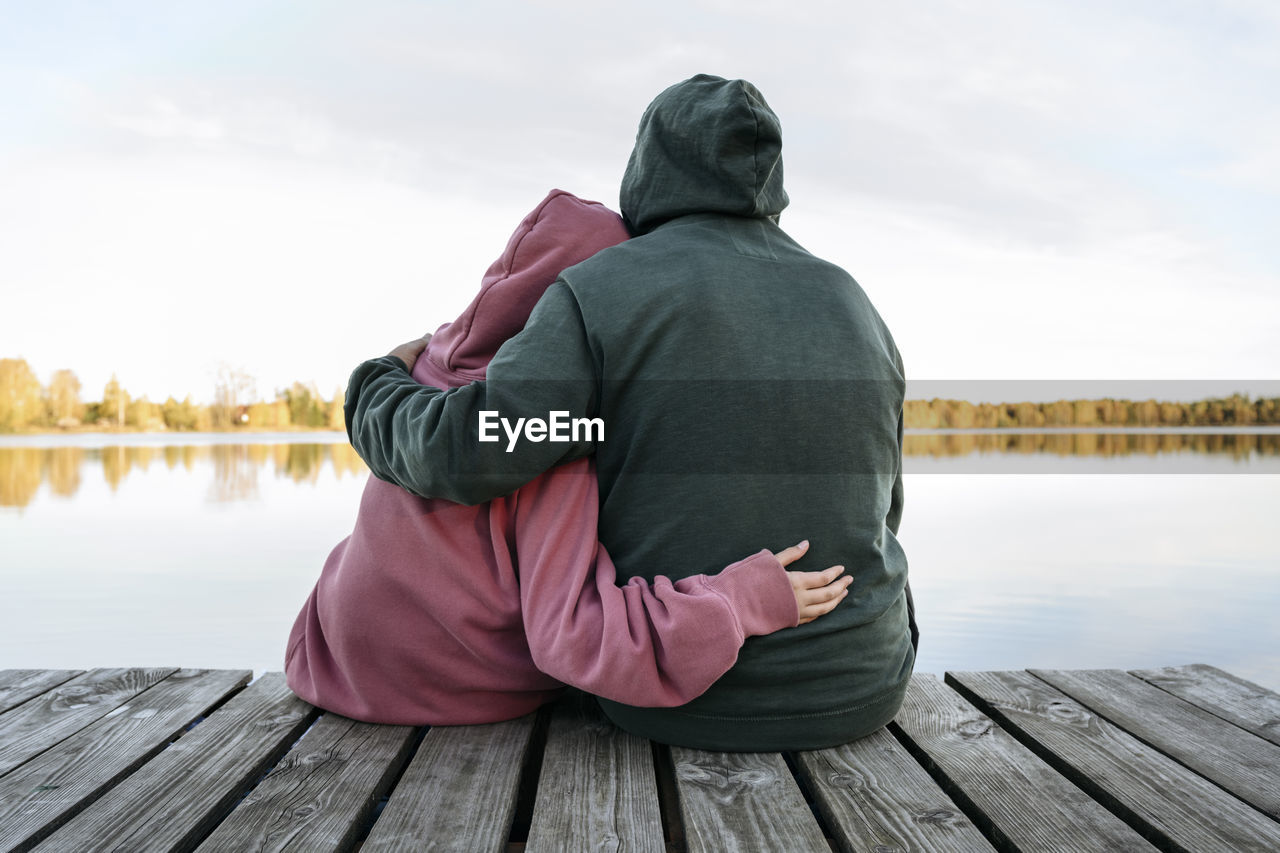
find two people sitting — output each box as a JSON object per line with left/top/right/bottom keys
{"left": 286, "top": 74, "right": 915, "bottom": 751}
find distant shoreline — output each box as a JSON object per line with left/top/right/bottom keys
{"left": 4, "top": 425, "right": 1280, "bottom": 449}
{"left": 905, "top": 425, "right": 1280, "bottom": 436}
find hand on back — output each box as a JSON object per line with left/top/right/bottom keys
{"left": 774, "top": 541, "right": 851, "bottom": 625}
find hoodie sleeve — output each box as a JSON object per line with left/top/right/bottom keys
{"left": 510, "top": 459, "right": 798, "bottom": 708}
{"left": 345, "top": 282, "right": 599, "bottom": 505}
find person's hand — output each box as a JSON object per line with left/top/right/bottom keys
{"left": 775, "top": 540, "right": 851, "bottom": 625}
{"left": 387, "top": 334, "right": 432, "bottom": 371}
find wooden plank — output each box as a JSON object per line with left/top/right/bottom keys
{"left": 670, "top": 747, "right": 828, "bottom": 853}
{"left": 0, "top": 667, "right": 177, "bottom": 777}
{"left": 361, "top": 712, "right": 538, "bottom": 852}
{"left": 1133, "top": 663, "right": 1280, "bottom": 747}
{"left": 795, "top": 727, "right": 996, "bottom": 852}
{"left": 1033, "top": 668, "right": 1280, "bottom": 820}
{"left": 34, "top": 672, "right": 319, "bottom": 852}
{"left": 196, "top": 712, "right": 417, "bottom": 852}
{"left": 526, "top": 692, "right": 663, "bottom": 853}
{"left": 892, "top": 673, "right": 1155, "bottom": 851}
{"left": 950, "top": 669, "right": 1280, "bottom": 852}
{"left": 0, "top": 670, "right": 83, "bottom": 715}
{"left": 0, "top": 668, "right": 250, "bottom": 852}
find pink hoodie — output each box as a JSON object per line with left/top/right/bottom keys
{"left": 284, "top": 190, "right": 798, "bottom": 725}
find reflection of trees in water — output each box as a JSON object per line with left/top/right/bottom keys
{"left": 23, "top": 434, "right": 1277, "bottom": 507}
{"left": 330, "top": 443, "right": 366, "bottom": 478}
{"left": 0, "top": 448, "right": 43, "bottom": 508}
{"left": 0, "top": 443, "right": 371, "bottom": 508}
{"left": 276, "top": 444, "right": 322, "bottom": 484}
{"left": 101, "top": 446, "right": 129, "bottom": 492}
{"left": 46, "top": 447, "right": 83, "bottom": 497}
{"left": 163, "top": 445, "right": 201, "bottom": 472}
{"left": 904, "top": 432, "right": 1280, "bottom": 459}
{"left": 208, "top": 445, "right": 260, "bottom": 503}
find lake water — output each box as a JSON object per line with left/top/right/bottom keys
{"left": 2, "top": 430, "right": 1278, "bottom": 693}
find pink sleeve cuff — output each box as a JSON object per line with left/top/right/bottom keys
{"left": 698, "top": 549, "right": 799, "bottom": 638}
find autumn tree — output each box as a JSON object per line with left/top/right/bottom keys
{"left": 98, "top": 375, "right": 131, "bottom": 428}
{"left": 127, "top": 396, "right": 164, "bottom": 430}
{"left": 284, "top": 382, "right": 326, "bottom": 428}
{"left": 247, "top": 398, "right": 291, "bottom": 428}
{"left": 161, "top": 396, "right": 200, "bottom": 431}
{"left": 327, "top": 387, "right": 346, "bottom": 429}
{"left": 46, "top": 369, "right": 84, "bottom": 427}
{"left": 0, "top": 358, "right": 44, "bottom": 432}
{"left": 211, "top": 364, "right": 255, "bottom": 428}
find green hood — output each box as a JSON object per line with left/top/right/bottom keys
{"left": 620, "top": 74, "right": 790, "bottom": 235}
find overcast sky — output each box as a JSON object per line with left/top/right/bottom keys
{"left": 2, "top": 0, "right": 1277, "bottom": 404}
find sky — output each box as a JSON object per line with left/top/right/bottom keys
{"left": 2, "top": 0, "right": 1278, "bottom": 405}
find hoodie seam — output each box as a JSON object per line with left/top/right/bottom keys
{"left": 696, "top": 575, "right": 747, "bottom": 641}
{"left": 744, "top": 81, "right": 764, "bottom": 211}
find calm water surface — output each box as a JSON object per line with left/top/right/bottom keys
{"left": 2, "top": 430, "right": 1278, "bottom": 692}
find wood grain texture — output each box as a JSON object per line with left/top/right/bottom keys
{"left": 1032, "top": 668, "right": 1280, "bottom": 820}
{"left": 795, "top": 726, "right": 996, "bottom": 853}
{"left": 671, "top": 747, "right": 828, "bottom": 853}
{"left": 1132, "top": 663, "right": 1280, "bottom": 747}
{"left": 196, "top": 712, "right": 417, "bottom": 852}
{"left": 526, "top": 693, "right": 663, "bottom": 853}
{"left": 35, "top": 672, "right": 318, "bottom": 853}
{"left": 361, "top": 712, "right": 538, "bottom": 852}
{"left": 0, "top": 667, "right": 176, "bottom": 776}
{"left": 950, "top": 669, "right": 1280, "bottom": 852}
{"left": 893, "top": 673, "right": 1155, "bottom": 852}
{"left": 0, "top": 668, "right": 250, "bottom": 853}
{"left": 0, "top": 670, "right": 82, "bottom": 715}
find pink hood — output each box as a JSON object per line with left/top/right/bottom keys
{"left": 415, "top": 190, "right": 626, "bottom": 386}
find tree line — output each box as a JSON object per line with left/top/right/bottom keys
{"left": 0, "top": 358, "right": 344, "bottom": 433}
{"left": 3, "top": 356, "right": 1279, "bottom": 434}
{"left": 904, "top": 395, "right": 1280, "bottom": 429}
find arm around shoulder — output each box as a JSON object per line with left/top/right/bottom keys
{"left": 344, "top": 283, "right": 600, "bottom": 505}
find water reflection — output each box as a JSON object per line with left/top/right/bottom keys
{"left": 3, "top": 431, "right": 1279, "bottom": 509}
{"left": 903, "top": 430, "right": 1280, "bottom": 461}
{"left": 0, "top": 442, "right": 368, "bottom": 508}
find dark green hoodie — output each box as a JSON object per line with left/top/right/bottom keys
{"left": 346, "top": 75, "right": 914, "bottom": 750}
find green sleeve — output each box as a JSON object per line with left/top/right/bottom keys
{"left": 344, "top": 282, "right": 599, "bottom": 505}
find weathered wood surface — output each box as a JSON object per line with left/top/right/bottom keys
{"left": 35, "top": 673, "right": 318, "bottom": 852}
{"left": 1, "top": 663, "right": 1277, "bottom": 852}
{"left": 794, "top": 726, "right": 996, "bottom": 852}
{"left": 671, "top": 748, "right": 828, "bottom": 853}
{"left": 0, "top": 668, "right": 250, "bottom": 852}
{"left": 526, "top": 692, "right": 664, "bottom": 853}
{"left": 893, "top": 673, "right": 1156, "bottom": 851}
{"left": 949, "top": 668, "right": 1280, "bottom": 852}
{"left": 1134, "top": 662, "right": 1280, "bottom": 747}
{"left": 359, "top": 712, "right": 537, "bottom": 852}
{"left": 1033, "top": 667, "right": 1280, "bottom": 820}
{"left": 196, "top": 712, "right": 417, "bottom": 852}
{"left": 0, "top": 667, "right": 176, "bottom": 776}
{"left": 0, "top": 670, "right": 82, "bottom": 715}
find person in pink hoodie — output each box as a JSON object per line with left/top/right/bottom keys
{"left": 284, "top": 189, "right": 851, "bottom": 725}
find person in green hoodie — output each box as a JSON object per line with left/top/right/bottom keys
{"left": 346, "top": 74, "right": 915, "bottom": 751}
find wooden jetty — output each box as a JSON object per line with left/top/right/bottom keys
{"left": 1, "top": 663, "right": 1277, "bottom": 851}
